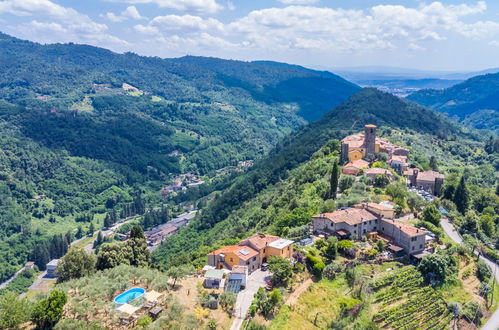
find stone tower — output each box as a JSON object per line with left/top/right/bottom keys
{"left": 364, "top": 124, "right": 376, "bottom": 157}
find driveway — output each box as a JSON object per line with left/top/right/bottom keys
{"left": 440, "top": 216, "right": 499, "bottom": 330}
{"left": 230, "top": 269, "right": 271, "bottom": 330}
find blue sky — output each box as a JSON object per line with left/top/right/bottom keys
{"left": 1, "top": 0, "right": 499, "bottom": 71}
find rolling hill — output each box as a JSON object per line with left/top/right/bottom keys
{"left": 0, "top": 32, "right": 361, "bottom": 175}
{"left": 0, "top": 32, "right": 361, "bottom": 282}
{"left": 408, "top": 72, "right": 499, "bottom": 131}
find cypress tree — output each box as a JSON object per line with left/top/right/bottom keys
{"left": 429, "top": 156, "right": 438, "bottom": 171}
{"left": 103, "top": 214, "right": 112, "bottom": 229}
{"left": 87, "top": 223, "right": 95, "bottom": 237}
{"left": 75, "top": 226, "right": 83, "bottom": 239}
{"left": 454, "top": 176, "right": 469, "bottom": 214}
{"left": 329, "top": 160, "right": 339, "bottom": 199}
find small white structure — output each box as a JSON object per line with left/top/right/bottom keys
{"left": 204, "top": 269, "right": 225, "bottom": 288}
{"left": 46, "top": 259, "right": 59, "bottom": 278}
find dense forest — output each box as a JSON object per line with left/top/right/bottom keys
{"left": 153, "top": 88, "right": 490, "bottom": 268}
{"left": 0, "top": 32, "right": 361, "bottom": 282}
{"left": 408, "top": 72, "right": 499, "bottom": 131}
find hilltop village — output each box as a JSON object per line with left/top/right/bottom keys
{"left": 341, "top": 124, "right": 445, "bottom": 195}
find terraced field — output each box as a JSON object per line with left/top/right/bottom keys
{"left": 372, "top": 266, "right": 453, "bottom": 330}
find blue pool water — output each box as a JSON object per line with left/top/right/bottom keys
{"left": 114, "top": 288, "right": 145, "bottom": 305}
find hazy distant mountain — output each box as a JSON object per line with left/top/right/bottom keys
{"left": 408, "top": 72, "right": 499, "bottom": 131}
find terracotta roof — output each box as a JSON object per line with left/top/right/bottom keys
{"left": 417, "top": 170, "right": 444, "bottom": 182}
{"left": 390, "top": 155, "right": 407, "bottom": 163}
{"left": 354, "top": 203, "right": 393, "bottom": 211}
{"left": 404, "top": 168, "right": 415, "bottom": 176}
{"left": 240, "top": 233, "right": 279, "bottom": 251}
{"left": 381, "top": 219, "right": 427, "bottom": 237}
{"left": 208, "top": 245, "right": 259, "bottom": 261}
{"left": 348, "top": 140, "right": 365, "bottom": 148}
{"left": 312, "top": 208, "right": 377, "bottom": 226}
{"left": 363, "top": 168, "right": 392, "bottom": 176}
{"left": 344, "top": 159, "right": 369, "bottom": 169}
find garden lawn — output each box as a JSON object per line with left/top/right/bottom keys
{"left": 269, "top": 275, "right": 349, "bottom": 329}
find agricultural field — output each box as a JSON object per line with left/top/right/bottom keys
{"left": 70, "top": 96, "right": 94, "bottom": 111}
{"left": 372, "top": 266, "right": 453, "bottom": 330}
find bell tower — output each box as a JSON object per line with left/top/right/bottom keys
{"left": 364, "top": 124, "right": 376, "bottom": 157}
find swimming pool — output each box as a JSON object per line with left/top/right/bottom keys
{"left": 114, "top": 288, "right": 145, "bottom": 305}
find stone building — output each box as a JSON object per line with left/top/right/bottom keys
{"left": 312, "top": 203, "right": 427, "bottom": 255}
{"left": 405, "top": 169, "right": 445, "bottom": 195}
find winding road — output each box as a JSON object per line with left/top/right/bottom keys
{"left": 440, "top": 216, "right": 499, "bottom": 330}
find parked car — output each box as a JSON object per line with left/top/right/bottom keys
{"left": 261, "top": 263, "right": 268, "bottom": 271}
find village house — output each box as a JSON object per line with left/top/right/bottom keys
{"left": 342, "top": 159, "right": 370, "bottom": 175}
{"left": 389, "top": 155, "right": 409, "bottom": 174}
{"left": 405, "top": 169, "right": 445, "bottom": 196}
{"left": 312, "top": 203, "right": 427, "bottom": 255}
{"left": 379, "top": 218, "right": 427, "bottom": 255}
{"left": 207, "top": 245, "right": 260, "bottom": 272}
{"left": 312, "top": 208, "right": 379, "bottom": 240}
{"left": 362, "top": 168, "right": 396, "bottom": 182}
{"left": 207, "top": 233, "right": 294, "bottom": 272}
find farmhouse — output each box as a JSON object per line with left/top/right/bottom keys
{"left": 207, "top": 245, "right": 260, "bottom": 272}
{"left": 207, "top": 233, "right": 294, "bottom": 272}
{"left": 312, "top": 203, "right": 427, "bottom": 255}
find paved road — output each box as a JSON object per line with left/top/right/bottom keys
{"left": 440, "top": 216, "right": 499, "bottom": 330}
{"left": 230, "top": 270, "right": 271, "bottom": 330}
{"left": 0, "top": 267, "right": 25, "bottom": 290}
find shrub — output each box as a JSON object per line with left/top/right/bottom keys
{"left": 137, "top": 316, "right": 152, "bottom": 327}
{"left": 476, "top": 260, "right": 492, "bottom": 282}
{"left": 324, "top": 263, "right": 343, "bottom": 280}
{"left": 306, "top": 254, "right": 325, "bottom": 277}
{"left": 219, "top": 292, "right": 236, "bottom": 312}
{"left": 463, "top": 301, "right": 483, "bottom": 325}
{"left": 31, "top": 290, "right": 67, "bottom": 329}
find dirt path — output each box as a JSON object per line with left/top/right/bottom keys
{"left": 286, "top": 278, "right": 313, "bottom": 306}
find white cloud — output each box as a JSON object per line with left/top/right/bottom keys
{"left": 489, "top": 40, "right": 499, "bottom": 47}
{"left": 104, "top": 5, "right": 145, "bottom": 22}
{"left": 105, "top": 12, "right": 126, "bottom": 22}
{"left": 149, "top": 14, "right": 224, "bottom": 33}
{"left": 278, "top": 0, "right": 318, "bottom": 4}
{"left": 130, "top": 1, "right": 499, "bottom": 56}
{"left": 107, "top": 0, "right": 223, "bottom": 14}
{"left": 123, "top": 6, "right": 143, "bottom": 19}
{"left": 408, "top": 43, "right": 425, "bottom": 51}
{"left": 227, "top": 1, "right": 235, "bottom": 11}
{"left": 0, "top": 0, "right": 128, "bottom": 49}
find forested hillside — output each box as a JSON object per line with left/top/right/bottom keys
{"left": 408, "top": 72, "right": 499, "bottom": 131}
{"left": 0, "top": 32, "right": 360, "bottom": 282}
{"left": 153, "top": 88, "right": 483, "bottom": 268}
